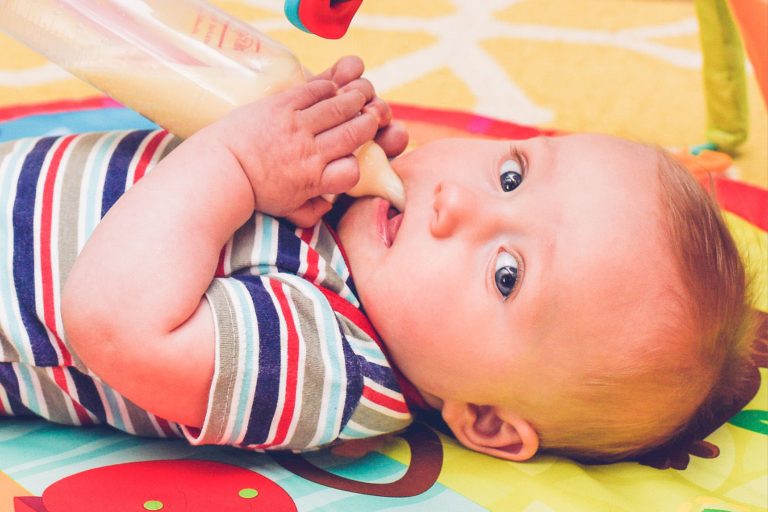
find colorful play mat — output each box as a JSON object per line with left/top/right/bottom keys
{"left": 1, "top": 1, "right": 766, "bottom": 511}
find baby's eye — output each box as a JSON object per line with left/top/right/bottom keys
{"left": 494, "top": 251, "right": 519, "bottom": 299}
{"left": 499, "top": 158, "right": 523, "bottom": 192}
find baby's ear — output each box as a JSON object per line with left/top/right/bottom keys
{"left": 441, "top": 400, "right": 539, "bottom": 461}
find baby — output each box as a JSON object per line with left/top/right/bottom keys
{"left": 0, "top": 57, "right": 754, "bottom": 463}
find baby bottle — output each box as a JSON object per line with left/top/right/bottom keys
{"left": 0, "top": 0, "right": 404, "bottom": 209}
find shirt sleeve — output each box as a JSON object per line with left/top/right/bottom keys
{"left": 181, "top": 271, "right": 411, "bottom": 451}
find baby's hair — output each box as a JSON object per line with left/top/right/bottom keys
{"left": 639, "top": 149, "right": 758, "bottom": 458}
{"left": 537, "top": 146, "right": 756, "bottom": 464}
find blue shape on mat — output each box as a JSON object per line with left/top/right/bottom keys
{"left": 0, "top": 108, "right": 158, "bottom": 142}
{"left": 284, "top": 0, "right": 311, "bottom": 33}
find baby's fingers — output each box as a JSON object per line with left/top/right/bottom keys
{"left": 374, "top": 121, "right": 409, "bottom": 158}
{"left": 284, "top": 197, "right": 334, "bottom": 228}
{"left": 300, "top": 90, "right": 367, "bottom": 134}
{"left": 311, "top": 56, "right": 365, "bottom": 88}
{"left": 319, "top": 156, "right": 359, "bottom": 195}
{"left": 285, "top": 79, "right": 338, "bottom": 110}
{"left": 316, "top": 112, "right": 378, "bottom": 162}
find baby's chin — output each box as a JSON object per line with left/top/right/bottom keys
{"left": 334, "top": 195, "right": 373, "bottom": 254}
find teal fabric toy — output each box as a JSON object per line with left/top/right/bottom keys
{"left": 284, "top": 0, "right": 364, "bottom": 39}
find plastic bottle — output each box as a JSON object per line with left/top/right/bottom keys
{"left": 0, "top": 0, "right": 405, "bottom": 209}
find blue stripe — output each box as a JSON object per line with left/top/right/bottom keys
{"left": 359, "top": 359, "right": 401, "bottom": 392}
{"left": 13, "top": 364, "right": 42, "bottom": 416}
{"left": 276, "top": 221, "right": 302, "bottom": 274}
{"left": 228, "top": 281, "right": 257, "bottom": 440}
{"left": 68, "top": 368, "right": 107, "bottom": 423}
{"left": 81, "top": 132, "right": 122, "bottom": 243}
{"left": 257, "top": 214, "right": 277, "bottom": 274}
{"left": 95, "top": 385, "right": 128, "bottom": 431}
{"left": 340, "top": 334, "right": 362, "bottom": 430}
{"left": 0, "top": 138, "right": 36, "bottom": 365}
{"left": 0, "top": 364, "right": 32, "bottom": 415}
{"left": 101, "top": 130, "right": 151, "bottom": 217}
{"left": 240, "top": 276, "right": 282, "bottom": 445}
{"left": 0, "top": 108, "right": 157, "bottom": 143}
{"left": 12, "top": 137, "right": 58, "bottom": 366}
{"left": 287, "top": 276, "right": 347, "bottom": 446}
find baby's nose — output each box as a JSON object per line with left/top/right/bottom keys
{"left": 430, "top": 181, "right": 478, "bottom": 238}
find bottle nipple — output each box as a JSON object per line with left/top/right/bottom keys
{"left": 347, "top": 141, "right": 406, "bottom": 210}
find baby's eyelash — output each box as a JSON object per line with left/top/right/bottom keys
{"left": 510, "top": 147, "right": 528, "bottom": 175}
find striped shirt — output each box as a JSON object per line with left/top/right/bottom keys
{"left": 0, "top": 130, "right": 413, "bottom": 451}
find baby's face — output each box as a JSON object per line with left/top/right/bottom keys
{"left": 338, "top": 134, "right": 676, "bottom": 410}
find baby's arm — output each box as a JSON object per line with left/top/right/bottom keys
{"left": 62, "top": 74, "right": 378, "bottom": 428}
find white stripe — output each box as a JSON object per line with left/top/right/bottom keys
{"left": 343, "top": 418, "right": 385, "bottom": 436}
{"left": 93, "top": 376, "right": 117, "bottom": 426}
{"left": 270, "top": 284, "right": 307, "bottom": 449}
{"left": 14, "top": 363, "right": 49, "bottom": 418}
{"left": 338, "top": 422, "right": 372, "bottom": 440}
{"left": 346, "top": 334, "right": 389, "bottom": 366}
{"left": 359, "top": 394, "right": 411, "bottom": 421}
{"left": 363, "top": 377, "right": 407, "bottom": 404}
{"left": 262, "top": 277, "right": 288, "bottom": 447}
{"left": 124, "top": 131, "right": 160, "bottom": 186}
{"left": 258, "top": 215, "right": 280, "bottom": 272}
{"left": 77, "top": 132, "right": 122, "bottom": 252}
{"left": 47, "top": 135, "right": 79, "bottom": 346}
{"left": 147, "top": 413, "right": 174, "bottom": 438}
{"left": 283, "top": 274, "right": 347, "bottom": 448}
{"left": 0, "top": 138, "right": 37, "bottom": 364}
{"left": 88, "top": 370, "right": 138, "bottom": 431}
{"left": 296, "top": 228, "right": 310, "bottom": 276}
{"left": 44, "top": 367, "right": 79, "bottom": 425}
{"left": 327, "top": 236, "right": 358, "bottom": 306}
{"left": 226, "top": 279, "right": 260, "bottom": 445}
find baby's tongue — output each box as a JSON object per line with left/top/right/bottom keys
{"left": 347, "top": 142, "right": 405, "bottom": 210}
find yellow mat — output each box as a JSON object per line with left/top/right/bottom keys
{"left": 0, "top": 2, "right": 765, "bottom": 512}
{"left": 0, "top": 0, "right": 765, "bottom": 186}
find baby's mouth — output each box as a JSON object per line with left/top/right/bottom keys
{"left": 377, "top": 199, "right": 404, "bottom": 248}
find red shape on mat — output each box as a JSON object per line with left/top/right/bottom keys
{"left": 297, "top": 0, "right": 364, "bottom": 39}
{"left": 709, "top": 176, "right": 768, "bottom": 231}
{"left": 391, "top": 104, "right": 559, "bottom": 139}
{"left": 0, "top": 97, "right": 121, "bottom": 122}
{"left": 13, "top": 497, "right": 47, "bottom": 512}
{"left": 17, "top": 460, "right": 296, "bottom": 512}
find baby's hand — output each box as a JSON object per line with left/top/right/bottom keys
{"left": 310, "top": 56, "right": 409, "bottom": 159}
{"left": 206, "top": 78, "right": 377, "bottom": 226}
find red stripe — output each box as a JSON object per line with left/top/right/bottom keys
{"left": 0, "top": 96, "right": 120, "bottom": 122}
{"left": 300, "top": 227, "right": 320, "bottom": 282}
{"left": 708, "top": 176, "right": 768, "bottom": 231}
{"left": 155, "top": 417, "right": 176, "bottom": 437}
{"left": 304, "top": 247, "right": 319, "bottom": 282}
{"left": 133, "top": 130, "right": 168, "bottom": 183}
{"left": 269, "top": 280, "right": 300, "bottom": 446}
{"left": 390, "top": 104, "right": 557, "bottom": 139}
{"left": 215, "top": 246, "right": 227, "bottom": 277}
{"left": 52, "top": 367, "right": 92, "bottom": 425}
{"left": 318, "top": 224, "right": 430, "bottom": 411}
{"left": 0, "top": 396, "right": 6, "bottom": 415}
{"left": 363, "top": 385, "right": 409, "bottom": 415}
{"left": 40, "top": 135, "right": 77, "bottom": 366}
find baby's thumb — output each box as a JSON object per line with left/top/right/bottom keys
{"left": 284, "top": 197, "right": 333, "bottom": 228}
{"left": 319, "top": 156, "right": 360, "bottom": 196}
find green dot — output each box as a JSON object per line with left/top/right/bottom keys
{"left": 238, "top": 487, "right": 259, "bottom": 499}
{"left": 143, "top": 500, "right": 164, "bottom": 511}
